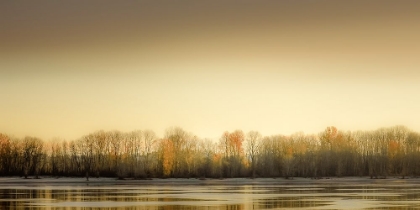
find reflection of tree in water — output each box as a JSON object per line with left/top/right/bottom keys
{"left": 258, "top": 198, "right": 328, "bottom": 209}
{"left": 2, "top": 184, "right": 420, "bottom": 209}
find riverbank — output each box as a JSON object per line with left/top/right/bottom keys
{"left": 1, "top": 176, "right": 419, "bottom": 186}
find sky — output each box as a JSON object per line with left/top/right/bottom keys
{"left": 1, "top": 0, "right": 420, "bottom": 140}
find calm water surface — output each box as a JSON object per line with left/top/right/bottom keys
{"left": 1, "top": 178, "right": 420, "bottom": 209}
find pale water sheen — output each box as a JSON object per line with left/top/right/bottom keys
{"left": 1, "top": 178, "right": 420, "bottom": 209}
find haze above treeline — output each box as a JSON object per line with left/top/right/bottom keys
{"left": 1, "top": 125, "right": 420, "bottom": 180}
{"left": 2, "top": 0, "right": 420, "bottom": 141}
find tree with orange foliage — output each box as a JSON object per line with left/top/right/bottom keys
{"left": 164, "top": 127, "right": 190, "bottom": 177}
{"left": 4, "top": 125, "right": 420, "bottom": 179}
{"left": 229, "top": 130, "right": 244, "bottom": 157}
{"left": 160, "top": 139, "right": 174, "bottom": 177}
{"left": 219, "top": 130, "right": 245, "bottom": 177}
{"left": 212, "top": 153, "right": 223, "bottom": 178}
{"left": 319, "top": 126, "right": 345, "bottom": 176}
{"left": 388, "top": 126, "right": 409, "bottom": 178}
{"left": 282, "top": 139, "right": 294, "bottom": 179}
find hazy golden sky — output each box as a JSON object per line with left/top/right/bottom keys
{"left": 1, "top": 0, "right": 420, "bottom": 140}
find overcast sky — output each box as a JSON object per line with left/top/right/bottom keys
{"left": 1, "top": 0, "right": 420, "bottom": 140}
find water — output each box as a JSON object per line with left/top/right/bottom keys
{"left": 1, "top": 178, "right": 420, "bottom": 209}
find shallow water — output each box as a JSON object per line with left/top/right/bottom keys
{"left": 2, "top": 178, "right": 420, "bottom": 209}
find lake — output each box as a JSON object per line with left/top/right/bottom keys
{"left": 1, "top": 177, "right": 420, "bottom": 209}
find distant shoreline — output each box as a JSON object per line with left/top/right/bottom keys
{"left": 1, "top": 176, "right": 420, "bottom": 185}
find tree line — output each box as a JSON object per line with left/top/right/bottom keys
{"left": 1, "top": 126, "right": 420, "bottom": 180}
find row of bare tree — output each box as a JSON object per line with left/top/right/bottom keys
{"left": 1, "top": 126, "right": 420, "bottom": 179}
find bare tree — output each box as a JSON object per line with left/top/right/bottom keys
{"left": 6, "top": 125, "right": 420, "bottom": 179}
{"left": 199, "top": 139, "right": 216, "bottom": 178}
{"left": 0, "top": 133, "right": 11, "bottom": 175}
{"left": 143, "top": 130, "right": 157, "bottom": 177}
{"left": 78, "top": 135, "right": 95, "bottom": 181}
{"left": 126, "top": 130, "right": 143, "bottom": 178}
{"left": 246, "top": 131, "right": 262, "bottom": 178}
{"left": 91, "top": 131, "right": 107, "bottom": 177}
{"left": 107, "top": 131, "right": 123, "bottom": 177}
{"left": 22, "top": 136, "right": 44, "bottom": 179}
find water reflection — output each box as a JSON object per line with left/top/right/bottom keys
{"left": 2, "top": 180, "right": 420, "bottom": 209}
